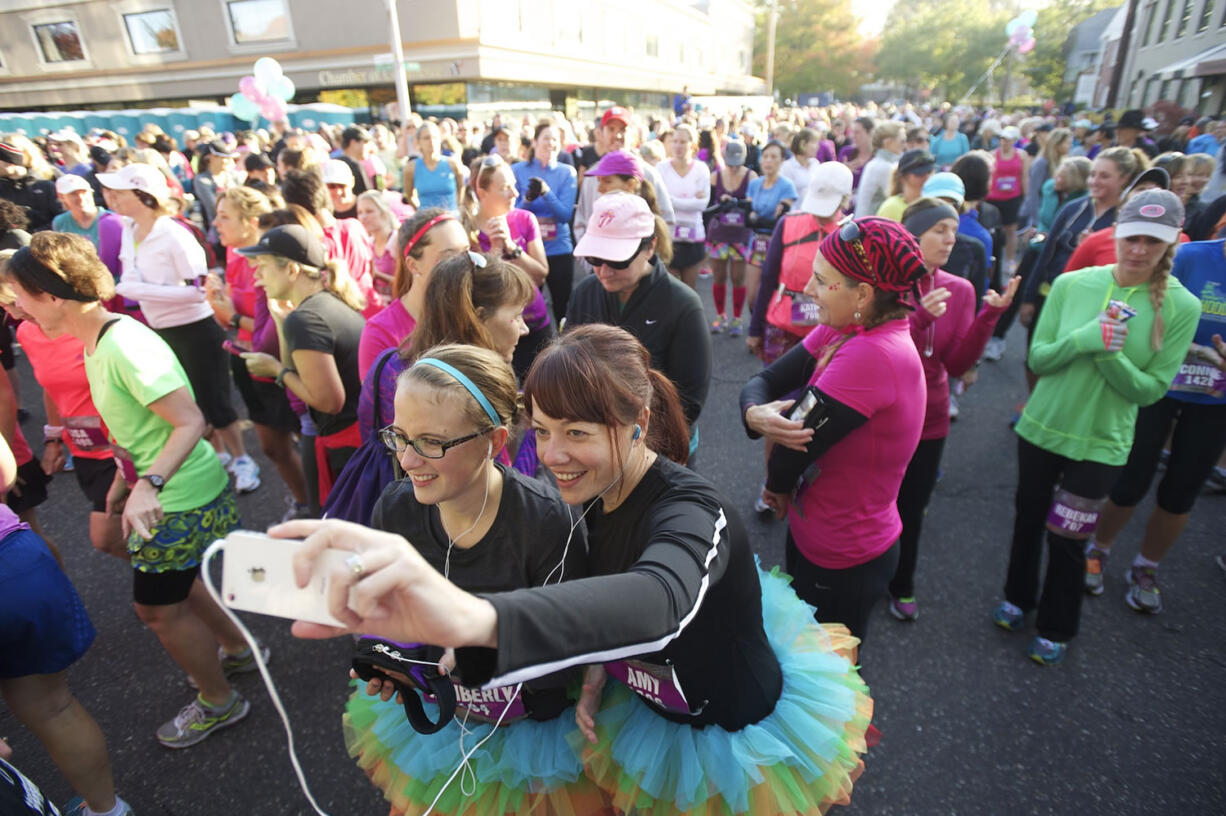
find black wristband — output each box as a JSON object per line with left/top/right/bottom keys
{"left": 230, "top": 313, "right": 241, "bottom": 329}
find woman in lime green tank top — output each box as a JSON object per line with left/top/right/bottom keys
{"left": 991, "top": 190, "right": 1201, "bottom": 666}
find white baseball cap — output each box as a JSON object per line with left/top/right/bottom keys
{"left": 800, "top": 162, "right": 853, "bottom": 218}
{"left": 95, "top": 163, "right": 169, "bottom": 203}
{"left": 322, "top": 159, "right": 355, "bottom": 187}
{"left": 574, "top": 193, "right": 656, "bottom": 261}
{"left": 55, "top": 173, "right": 92, "bottom": 195}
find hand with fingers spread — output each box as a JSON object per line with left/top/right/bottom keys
{"left": 985, "top": 275, "right": 1022, "bottom": 310}
{"left": 919, "top": 286, "right": 952, "bottom": 319}
{"left": 276, "top": 518, "right": 498, "bottom": 648}
{"left": 743, "top": 399, "right": 814, "bottom": 452}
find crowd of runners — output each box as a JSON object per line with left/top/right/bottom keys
{"left": 1, "top": 96, "right": 1224, "bottom": 816}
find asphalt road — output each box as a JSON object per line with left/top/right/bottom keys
{"left": 3, "top": 276, "right": 1224, "bottom": 816}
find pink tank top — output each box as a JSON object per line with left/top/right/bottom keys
{"left": 988, "top": 147, "right": 1024, "bottom": 201}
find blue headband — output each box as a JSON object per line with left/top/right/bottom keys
{"left": 413, "top": 358, "right": 501, "bottom": 427}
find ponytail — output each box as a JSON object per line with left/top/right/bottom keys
{"left": 296, "top": 258, "right": 366, "bottom": 313}
{"left": 1148, "top": 243, "right": 1176, "bottom": 351}
{"left": 646, "top": 369, "right": 691, "bottom": 464}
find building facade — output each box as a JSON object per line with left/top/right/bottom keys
{"left": 0, "top": 0, "right": 764, "bottom": 118}
{"left": 1109, "top": 0, "right": 1226, "bottom": 113}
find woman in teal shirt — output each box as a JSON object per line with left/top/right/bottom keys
{"left": 931, "top": 114, "right": 970, "bottom": 169}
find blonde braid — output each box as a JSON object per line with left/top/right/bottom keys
{"left": 1148, "top": 243, "right": 1175, "bottom": 351}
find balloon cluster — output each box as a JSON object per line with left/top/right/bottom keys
{"left": 1005, "top": 10, "right": 1037, "bottom": 55}
{"left": 228, "top": 58, "right": 296, "bottom": 124}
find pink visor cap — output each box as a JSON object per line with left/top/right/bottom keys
{"left": 575, "top": 193, "right": 655, "bottom": 262}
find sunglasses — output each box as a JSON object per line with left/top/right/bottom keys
{"left": 837, "top": 217, "right": 876, "bottom": 282}
{"left": 587, "top": 237, "right": 652, "bottom": 270}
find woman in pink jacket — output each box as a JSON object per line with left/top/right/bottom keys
{"left": 887, "top": 198, "right": 1020, "bottom": 621}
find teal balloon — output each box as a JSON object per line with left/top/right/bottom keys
{"left": 1019, "top": 9, "right": 1037, "bottom": 27}
{"left": 253, "top": 57, "right": 283, "bottom": 88}
{"left": 270, "top": 76, "right": 296, "bottom": 102}
{"left": 1006, "top": 18, "right": 1021, "bottom": 35}
{"left": 229, "top": 92, "right": 259, "bottom": 122}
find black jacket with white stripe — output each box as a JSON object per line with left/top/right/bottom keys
{"left": 455, "top": 456, "right": 782, "bottom": 730}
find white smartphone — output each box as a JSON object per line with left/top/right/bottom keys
{"left": 220, "top": 531, "right": 356, "bottom": 627}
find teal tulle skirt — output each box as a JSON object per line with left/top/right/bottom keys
{"left": 576, "top": 566, "right": 872, "bottom": 815}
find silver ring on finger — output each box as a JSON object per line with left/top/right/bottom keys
{"left": 345, "top": 553, "right": 366, "bottom": 578}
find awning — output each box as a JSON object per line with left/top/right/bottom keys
{"left": 1155, "top": 42, "right": 1226, "bottom": 80}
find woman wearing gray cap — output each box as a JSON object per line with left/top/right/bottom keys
{"left": 706, "top": 139, "right": 755, "bottom": 334}
{"left": 992, "top": 189, "right": 1201, "bottom": 666}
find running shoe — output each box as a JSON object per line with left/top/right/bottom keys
{"left": 188, "top": 643, "right": 270, "bottom": 688}
{"left": 156, "top": 692, "right": 249, "bottom": 749}
{"left": 1156, "top": 448, "right": 1169, "bottom": 471}
{"left": 281, "top": 497, "right": 315, "bottom": 522}
{"left": 1125, "top": 565, "right": 1163, "bottom": 614}
{"left": 216, "top": 451, "right": 233, "bottom": 471}
{"left": 728, "top": 317, "right": 743, "bottom": 337}
{"left": 710, "top": 315, "right": 725, "bottom": 334}
{"left": 753, "top": 494, "right": 774, "bottom": 516}
{"left": 63, "top": 451, "right": 75, "bottom": 473}
{"left": 1028, "top": 636, "right": 1068, "bottom": 666}
{"left": 62, "top": 796, "right": 133, "bottom": 815}
{"left": 949, "top": 393, "right": 960, "bottom": 421}
{"left": 992, "top": 600, "right": 1024, "bottom": 632}
{"left": 889, "top": 596, "right": 919, "bottom": 621}
{"left": 982, "top": 336, "right": 1006, "bottom": 362}
{"left": 1206, "top": 466, "right": 1226, "bottom": 493}
{"left": 1084, "top": 546, "right": 1107, "bottom": 596}
{"left": 698, "top": 267, "right": 713, "bottom": 279}
{"left": 231, "top": 454, "right": 261, "bottom": 494}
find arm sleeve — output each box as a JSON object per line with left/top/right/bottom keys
{"left": 749, "top": 219, "right": 787, "bottom": 338}
{"left": 454, "top": 494, "right": 731, "bottom": 688}
{"left": 944, "top": 299, "right": 1005, "bottom": 378}
{"left": 651, "top": 170, "right": 677, "bottom": 227}
{"left": 1026, "top": 276, "right": 1106, "bottom": 375}
{"left": 764, "top": 388, "right": 869, "bottom": 493}
{"left": 113, "top": 280, "right": 206, "bottom": 304}
{"left": 666, "top": 302, "right": 712, "bottom": 425}
{"left": 670, "top": 165, "right": 710, "bottom": 217}
{"left": 1092, "top": 297, "right": 1201, "bottom": 405}
{"left": 251, "top": 289, "right": 280, "bottom": 356}
{"left": 193, "top": 177, "right": 218, "bottom": 225}
{"left": 542, "top": 168, "right": 577, "bottom": 222}
{"left": 739, "top": 340, "right": 816, "bottom": 438}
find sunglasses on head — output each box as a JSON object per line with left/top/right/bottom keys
{"left": 837, "top": 217, "right": 876, "bottom": 282}
{"left": 587, "top": 236, "right": 652, "bottom": 270}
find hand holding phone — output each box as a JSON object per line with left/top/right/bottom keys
{"left": 220, "top": 531, "right": 356, "bottom": 627}
{"left": 222, "top": 339, "right": 251, "bottom": 357}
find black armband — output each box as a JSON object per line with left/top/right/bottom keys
{"left": 765, "top": 386, "right": 869, "bottom": 493}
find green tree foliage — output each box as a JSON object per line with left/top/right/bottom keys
{"left": 1022, "top": 0, "right": 1120, "bottom": 100}
{"left": 875, "top": 0, "right": 1014, "bottom": 100}
{"left": 751, "top": 0, "right": 873, "bottom": 99}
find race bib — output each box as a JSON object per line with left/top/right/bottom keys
{"left": 1045, "top": 489, "right": 1102, "bottom": 540}
{"left": 998, "top": 177, "right": 1016, "bottom": 193}
{"left": 674, "top": 225, "right": 697, "bottom": 242}
{"left": 112, "top": 445, "right": 138, "bottom": 483}
{"left": 449, "top": 682, "right": 527, "bottom": 725}
{"left": 752, "top": 234, "right": 770, "bottom": 256}
{"left": 790, "top": 293, "right": 821, "bottom": 326}
{"left": 605, "top": 658, "right": 693, "bottom": 715}
{"left": 1170, "top": 350, "right": 1226, "bottom": 399}
{"left": 539, "top": 218, "right": 558, "bottom": 242}
{"left": 719, "top": 211, "right": 745, "bottom": 227}
{"left": 63, "top": 415, "right": 109, "bottom": 452}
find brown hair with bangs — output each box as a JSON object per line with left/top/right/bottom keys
{"left": 522, "top": 324, "right": 690, "bottom": 465}
{"left": 405, "top": 251, "right": 535, "bottom": 361}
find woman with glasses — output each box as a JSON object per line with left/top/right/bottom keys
{"left": 740, "top": 217, "right": 927, "bottom": 643}
{"left": 239, "top": 225, "right": 367, "bottom": 512}
{"left": 343, "top": 343, "right": 601, "bottom": 816}
{"left": 463, "top": 154, "right": 552, "bottom": 379}
{"left": 324, "top": 251, "right": 536, "bottom": 525}
{"left": 279, "top": 324, "right": 873, "bottom": 816}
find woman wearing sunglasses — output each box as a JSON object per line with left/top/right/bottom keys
{"left": 279, "top": 325, "right": 872, "bottom": 816}
{"left": 342, "top": 343, "right": 600, "bottom": 816}
{"left": 566, "top": 192, "right": 710, "bottom": 463}
{"left": 740, "top": 216, "right": 928, "bottom": 643}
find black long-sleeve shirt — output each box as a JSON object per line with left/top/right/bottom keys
{"left": 566, "top": 258, "right": 711, "bottom": 427}
{"left": 455, "top": 457, "right": 782, "bottom": 731}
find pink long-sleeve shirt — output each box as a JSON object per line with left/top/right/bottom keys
{"left": 909, "top": 270, "right": 1005, "bottom": 440}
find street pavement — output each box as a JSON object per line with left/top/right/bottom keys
{"left": 3, "top": 275, "right": 1224, "bottom": 816}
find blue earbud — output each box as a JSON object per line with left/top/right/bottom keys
{"left": 632, "top": 424, "right": 642, "bottom": 441}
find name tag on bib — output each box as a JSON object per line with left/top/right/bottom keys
{"left": 752, "top": 234, "right": 770, "bottom": 256}
{"left": 674, "top": 225, "right": 697, "bottom": 242}
{"left": 449, "top": 682, "right": 527, "bottom": 724}
{"left": 605, "top": 658, "right": 693, "bottom": 715}
{"left": 719, "top": 211, "right": 745, "bottom": 227}
{"left": 539, "top": 218, "right": 558, "bottom": 242}
{"left": 113, "top": 446, "right": 139, "bottom": 483}
{"left": 64, "top": 415, "right": 109, "bottom": 452}
{"left": 1170, "top": 351, "right": 1226, "bottom": 399}
{"left": 790, "top": 294, "right": 821, "bottom": 326}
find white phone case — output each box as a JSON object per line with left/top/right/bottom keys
{"left": 220, "top": 531, "right": 355, "bottom": 627}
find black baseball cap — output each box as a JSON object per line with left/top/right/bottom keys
{"left": 898, "top": 149, "right": 936, "bottom": 176}
{"left": 244, "top": 152, "right": 274, "bottom": 171}
{"left": 236, "top": 225, "right": 327, "bottom": 268}
{"left": 1118, "top": 109, "right": 1148, "bottom": 130}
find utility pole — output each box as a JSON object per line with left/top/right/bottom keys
{"left": 765, "top": 0, "right": 779, "bottom": 97}
{"left": 386, "top": 0, "right": 412, "bottom": 122}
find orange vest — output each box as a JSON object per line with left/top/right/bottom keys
{"left": 766, "top": 213, "right": 837, "bottom": 338}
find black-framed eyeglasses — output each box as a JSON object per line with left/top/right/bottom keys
{"left": 587, "top": 236, "right": 652, "bottom": 270}
{"left": 837, "top": 216, "right": 876, "bottom": 282}
{"left": 379, "top": 425, "right": 493, "bottom": 459}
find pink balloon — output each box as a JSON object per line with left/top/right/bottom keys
{"left": 239, "top": 75, "right": 266, "bottom": 102}
{"left": 261, "top": 99, "right": 288, "bottom": 122}
{"left": 1018, "top": 38, "right": 1036, "bottom": 54}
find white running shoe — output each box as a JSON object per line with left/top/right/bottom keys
{"left": 217, "top": 451, "right": 233, "bottom": 471}
{"left": 982, "top": 336, "right": 1006, "bottom": 362}
{"left": 231, "top": 455, "right": 261, "bottom": 494}
{"left": 949, "top": 393, "right": 960, "bottom": 420}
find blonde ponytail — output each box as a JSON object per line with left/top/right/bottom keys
{"left": 1148, "top": 243, "right": 1175, "bottom": 351}
{"left": 294, "top": 257, "right": 367, "bottom": 314}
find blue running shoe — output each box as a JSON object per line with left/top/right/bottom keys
{"left": 992, "top": 600, "right": 1024, "bottom": 632}
{"left": 1028, "top": 636, "right": 1068, "bottom": 666}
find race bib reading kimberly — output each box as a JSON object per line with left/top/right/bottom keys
{"left": 449, "top": 682, "right": 527, "bottom": 724}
